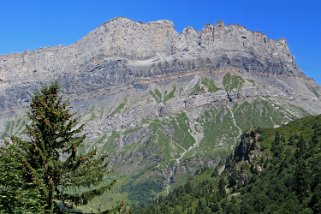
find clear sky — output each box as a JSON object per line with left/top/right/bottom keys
{"left": 1, "top": 0, "right": 320, "bottom": 83}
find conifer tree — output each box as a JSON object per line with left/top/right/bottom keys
{"left": 218, "top": 177, "right": 227, "bottom": 199}
{"left": 9, "top": 82, "right": 115, "bottom": 213}
{"left": 295, "top": 156, "right": 311, "bottom": 204}
{"left": 0, "top": 146, "right": 45, "bottom": 213}
{"left": 272, "top": 131, "right": 284, "bottom": 159}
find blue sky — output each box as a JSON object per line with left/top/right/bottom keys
{"left": 1, "top": 0, "right": 320, "bottom": 83}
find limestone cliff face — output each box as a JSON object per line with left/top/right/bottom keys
{"left": 0, "top": 17, "right": 297, "bottom": 78}
{"left": 0, "top": 17, "right": 304, "bottom": 111}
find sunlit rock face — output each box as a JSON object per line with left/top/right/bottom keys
{"left": 0, "top": 17, "right": 305, "bottom": 109}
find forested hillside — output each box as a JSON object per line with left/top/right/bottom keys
{"left": 135, "top": 115, "right": 321, "bottom": 213}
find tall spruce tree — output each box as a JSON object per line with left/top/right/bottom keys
{"left": 8, "top": 82, "right": 115, "bottom": 213}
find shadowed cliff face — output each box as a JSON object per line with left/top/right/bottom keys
{"left": 0, "top": 17, "right": 321, "bottom": 208}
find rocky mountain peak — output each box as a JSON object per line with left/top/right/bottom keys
{"left": 0, "top": 18, "right": 320, "bottom": 207}
{"left": 74, "top": 17, "right": 295, "bottom": 64}
{"left": 0, "top": 17, "right": 317, "bottom": 113}
{"left": 0, "top": 18, "right": 299, "bottom": 85}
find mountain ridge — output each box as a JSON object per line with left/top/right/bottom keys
{"left": 1, "top": 17, "right": 317, "bottom": 113}
{"left": 0, "top": 17, "right": 294, "bottom": 57}
{"left": 1, "top": 17, "right": 321, "bottom": 209}
{"left": 0, "top": 17, "right": 300, "bottom": 78}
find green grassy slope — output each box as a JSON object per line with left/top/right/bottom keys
{"left": 79, "top": 97, "right": 308, "bottom": 211}
{"left": 0, "top": 116, "right": 27, "bottom": 142}
{"left": 0, "top": 94, "right": 309, "bottom": 212}
{"left": 190, "top": 77, "right": 221, "bottom": 95}
{"left": 223, "top": 73, "right": 244, "bottom": 92}
{"left": 0, "top": 74, "right": 312, "bottom": 212}
{"left": 134, "top": 114, "right": 321, "bottom": 213}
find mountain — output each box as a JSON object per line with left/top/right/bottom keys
{"left": 134, "top": 114, "right": 321, "bottom": 213}
{"left": 0, "top": 17, "right": 320, "bottom": 210}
